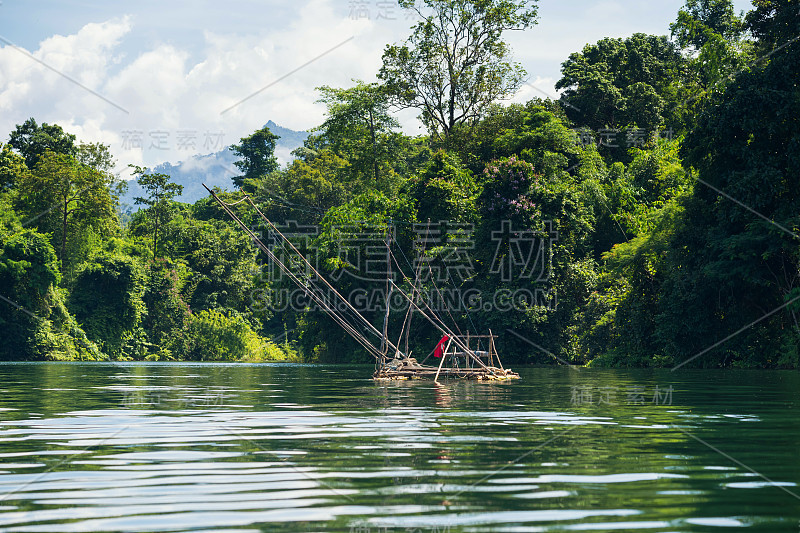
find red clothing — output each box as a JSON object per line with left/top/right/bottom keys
{"left": 433, "top": 335, "right": 449, "bottom": 358}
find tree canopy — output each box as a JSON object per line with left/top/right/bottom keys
{"left": 2, "top": 0, "right": 799, "bottom": 369}
{"left": 8, "top": 118, "right": 77, "bottom": 169}
{"left": 131, "top": 166, "right": 184, "bottom": 260}
{"left": 670, "top": 0, "right": 743, "bottom": 49}
{"left": 230, "top": 126, "right": 280, "bottom": 189}
{"left": 380, "top": 0, "right": 538, "bottom": 140}
{"left": 556, "top": 33, "right": 685, "bottom": 132}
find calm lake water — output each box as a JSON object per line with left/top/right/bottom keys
{"left": 0, "top": 363, "right": 798, "bottom": 532}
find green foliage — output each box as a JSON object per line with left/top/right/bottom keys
{"left": 131, "top": 166, "right": 183, "bottom": 260}
{"left": 77, "top": 142, "right": 116, "bottom": 173}
{"left": 4, "top": 0, "right": 799, "bottom": 369}
{"left": 488, "top": 101, "right": 583, "bottom": 174}
{"left": 410, "top": 150, "right": 479, "bottom": 223}
{"left": 253, "top": 150, "right": 349, "bottom": 225}
{"left": 315, "top": 82, "right": 401, "bottom": 188}
{"left": 179, "top": 309, "right": 292, "bottom": 361}
{"left": 0, "top": 193, "right": 22, "bottom": 235}
{"left": 744, "top": 0, "right": 800, "bottom": 52}
{"left": 8, "top": 118, "right": 77, "bottom": 169}
{"left": 16, "top": 151, "right": 118, "bottom": 277}
{"left": 380, "top": 0, "right": 538, "bottom": 139}
{"left": 609, "top": 139, "right": 694, "bottom": 241}
{"left": 0, "top": 143, "right": 28, "bottom": 192}
{"left": 142, "top": 258, "right": 192, "bottom": 348}
{"left": 318, "top": 191, "right": 417, "bottom": 277}
{"left": 230, "top": 126, "right": 280, "bottom": 189}
{"left": 556, "top": 33, "right": 685, "bottom": 131}
{"left": 161, "top": 216, "right": 259, "bottom": 313}
{"left": 0, "top": 229, "right": 102, "bottom": 360}
{"left": 646, "top": 9, "right": 800, "bottom": 368}
{"left": 595, "top": 199, "right": 687, "bottom": 365}
{"left": 283, "top": 191, "right": 418, "bottom": 362}
{"left": 670, "top": 0, "right": 743, "bottom": 50}
{"left": 669, "top": 1, "right": 752, "bottom": 129}
{"left": 68, "top": 254, "right": 145, "bottom": 355}
{"left": 479, "top": 155, "right": 543, "bottom": 226}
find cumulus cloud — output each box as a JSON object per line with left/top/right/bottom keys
{"left": 1, "top": 0, "right": 703, "bottom": 178}
{"left": 0, "top": 1, "right": 407, "bottom": 176}
{"left": 0, "top": 17, "right": 131, "bottom": 120}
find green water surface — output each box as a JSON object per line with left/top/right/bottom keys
{"left": 0, "top": 363, "right": 798, "bottom": 532}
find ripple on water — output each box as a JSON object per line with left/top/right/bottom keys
{"left": 0, "top": 364, "right": 797, "bottom": 532}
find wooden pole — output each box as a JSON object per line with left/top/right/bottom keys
{"left": 390, "top": 280, "right": 495, "bottom": 374}
{"left": 466, "top": 331, "right": 470, "bottom": 369}
{"left": 245, "top": 194, "right": 405, "bottom": 356}
{"left": 489, "top": 329, "right": 504, "bottom": 371}
{"left": 381, "top": 232, "right": 393, "bottom": 363}
{"left": 204, "top": 185, "right": 385, "bottom": 359}
{"left": 434, "top": 338, "right": 450, "bottom": 383}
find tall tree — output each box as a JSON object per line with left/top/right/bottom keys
{"left": 131, "top": 166, "right": 183, "bottom": 260}
{"left": 556, "top": 34, "right": 685, "bottom": 132}
{"left": 8, "top": 118, "right": 77, "bottom": 169}
{"left": 379, "top": 0, "right": 538, "bottom": 140}
{"left": 0, "top": 143, "right": 28, "bottom": 192}
{"left": 17, "top": 151, "right": 116, "bottom": 272}
{"left": 670, "top": 0, "right": 744, "bottom": 50}
{"left": 253, "top": 150, "right": 349, "bottom": 225}
{"left": 77, "top": 141, "right": 127, "bottom": 209}
{"left": 744, "top": 0, "right": 800, "bottom": 52}
{"left": 77, "top": 142, "right": 116, "bottom": 173}
{"left": 229, "top": 126, "right": 280, "bottom": 189}
{"left": 668, "top": 0, "right": 751, "bottom": 131}
{"left": 316, "top": 82, "right": 400, "bottom": 185}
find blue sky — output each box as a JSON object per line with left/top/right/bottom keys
{"left": 0, "top": 0, "right": 755, "bottom": 173}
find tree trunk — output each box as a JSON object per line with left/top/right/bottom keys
{"left": 369, "top": 110, "right": 379, "bottom": 183}
{"left": 153, "top": 211, "right": 159, "bottom": 260}
{"left": 61, "top": 194, "right": 68, "bottom": 272}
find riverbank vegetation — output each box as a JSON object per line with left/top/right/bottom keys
{"left": 1, "top": 0, "right": 798, "bottom": 368}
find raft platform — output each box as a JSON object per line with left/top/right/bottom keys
{"left": 373, "top": 333, "right": 520, "bottom": 381}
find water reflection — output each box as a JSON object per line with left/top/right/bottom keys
{"left": 0, "top": 363, "right": 797, "bottom": 531}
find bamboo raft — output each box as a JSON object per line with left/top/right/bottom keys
{"left": 204, "top": 184, "right": 520, "bottom": 383}
{"left": 375, "top": 333, "right": 519, "bottom": 381}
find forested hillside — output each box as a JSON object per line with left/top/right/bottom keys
{"left": 1, "top": 0, "right": 798, "bottom": 368}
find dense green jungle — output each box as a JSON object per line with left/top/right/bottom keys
{"left": 1, "top": 0, "right": 798, "bottom": 369}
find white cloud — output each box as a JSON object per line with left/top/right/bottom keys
{"left": 1, "top": 0, "right": 755, "bottom": 178}
{"left": 0, "top": 1, "right": 407, "bottom": 176}
{"left": 0, "top": 17, "right": 133, "bottom": 164}
{"left": 512, "top": 77, "right": 560, "bottom": 104}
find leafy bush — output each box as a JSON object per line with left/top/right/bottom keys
{"left": 68, "top": 254, "right": 145, "bottom": 355}
{"left": 178, "top": 309, "right": 293, "bottom": 362}
{"left": 0, "top": 230, "right": 103, "bottom": 360}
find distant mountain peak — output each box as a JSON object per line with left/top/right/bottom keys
{"left": 262, "top": 121, "right": 310, "bottom": 146}
{"left": 120, "top": 121, "right": 309, "bottom": 209}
